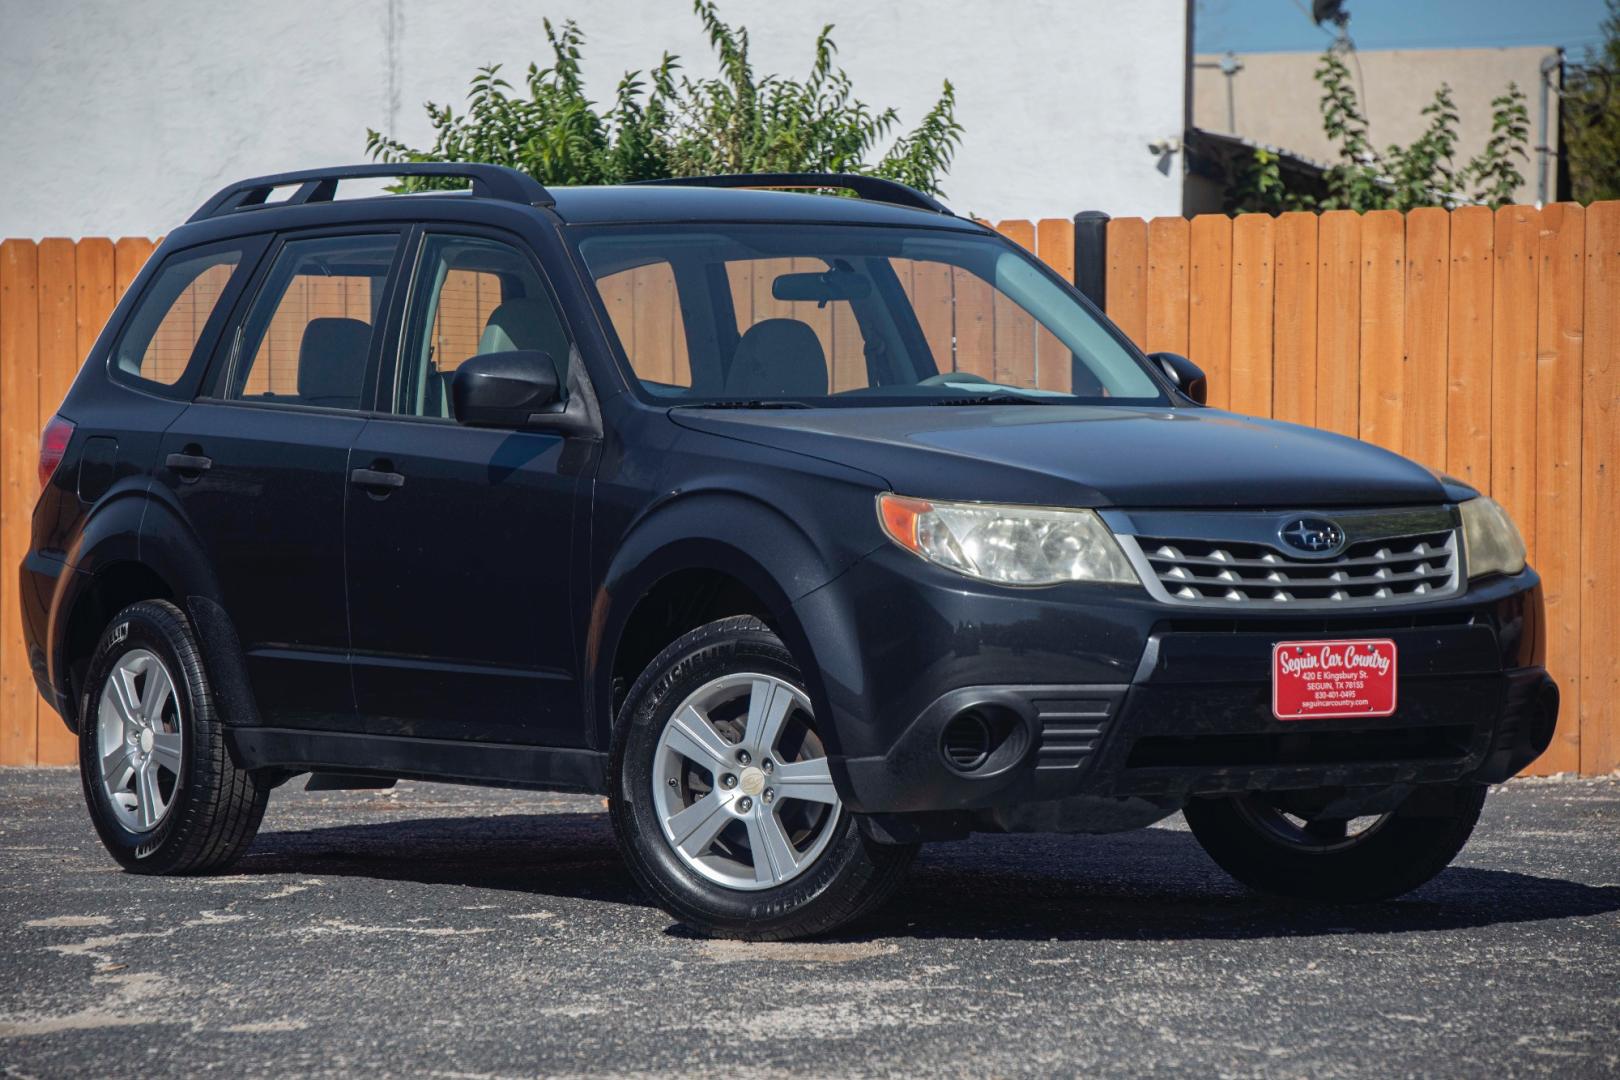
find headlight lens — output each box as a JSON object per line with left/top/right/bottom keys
{"left": 1459, "top": 496, "right": 1526, "bottom": 579}
{"left": 877, "top": 494, "right": 1139, "bottom": 586}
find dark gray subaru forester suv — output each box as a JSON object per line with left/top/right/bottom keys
{"left": 21, "top": 164, "right": 1555, "bottom": 939}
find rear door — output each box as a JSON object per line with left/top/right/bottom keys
{"left": 155, "top": 230, "right": 405, "bottom": 729}
{"left": 344, "top": 228, "right": 594, "bottom": 746}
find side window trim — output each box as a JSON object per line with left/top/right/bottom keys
{"left": 106, "top": 234, "right": 270, "bottom": 401}
{"left": 196, "top": 225, "right": 410, "bottom": 415}
{"left": 382, "top": 223, "right": 581, "bottom": 424}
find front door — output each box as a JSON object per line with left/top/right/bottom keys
{"left": 156, "top": 231, "right": 402, "bottom": 728}
{"left": 345, "top": 231, "right": 593, "bottom": 746}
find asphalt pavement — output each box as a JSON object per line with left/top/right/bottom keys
{"left": 2, "top": 767, "right": 1617, "bottom": 1078}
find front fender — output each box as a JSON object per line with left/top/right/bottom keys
{"left": 587, "top": 490, "right": 876, "bottom": 755}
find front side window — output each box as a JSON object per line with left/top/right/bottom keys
{"left": 394, "top": 234, "right": 570, "bottom": 419}
{"left": 220, "top": 234, "right": 399, "bottom": 410}
{"left": 111, "top": 245, "right": 246, "bottom": 390}
{"left": 574, "top": 224, "right": 1165, "bottom": 406}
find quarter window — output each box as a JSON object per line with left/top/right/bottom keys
{"left": 394, "top": 235, "right": 570, "bottom": 419}
{"left": 221, "top": 234, "right": 399, "bottom": 410}
{"left": 111, "top": 246, "right": 245, "bottom": 389}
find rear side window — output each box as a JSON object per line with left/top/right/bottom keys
{"left": 220, "top": 234, "right": 400, "bottom": 411}
{"left": 111, "top": 245, "right": 247, "bottom": 390}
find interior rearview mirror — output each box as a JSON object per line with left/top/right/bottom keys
{"left": 771, "top": 269, "right": 872, "bottom": 304}
{"left": 1149, "top": 351, "right": 1207, "bottom": 406}
{"left": 451, "top": 350, "right": 561, "bottom": 428}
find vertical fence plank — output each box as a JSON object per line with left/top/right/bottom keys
{"left": 75, "top": 238, "right": 117, "bottom": 369}
{"left": 1447, "top": 206, "right": 1495, "bottom": 491}
{"left": 1229, "top": 214, "right": 1275, "bottom": 417}
{"left": 994, "top": 221, "right": 1037, "bottom": 387}
{"left": 1188, "top": 214, "right": 1232, "bottom": 410}
{"left": 597, "top": 266, "right": 636, "bottom": 362}
{"left": 911, "top": 261, "right": 954, "bottom": 372}
{"left": 1035, "top": 219, "right": 1075, "bottom": 392}
{"left": 114, "top": 237, "right": 154, "bottom": 301}
{"left": 1145, "top": 217, "right": 1189, "bottom": 356}
{"left": 37, "top": 240, "right": 78, "bottom": 426}
{"left": 952, "top": 267, "right": 995, "bottom": 380}
{"left": 1492, "top": 206, "right": 1540, "bottom": 560}
{"left": 1582, "top": 201, "right": 1620, "bottom": 775}
{"left": 1315, "top": 210, "right": 1361, "bottom": 437}
{"left": 1105, "top": 218, "right": 1148, "bottom": 348}
{"left": 1, "top": 241, "right": 41, "bottom": 766}
{"left": 1036, "top": 218, "right": 1075, "bottom": 281}
{"left": 1532, "top": 203, "right": 1585, "bottom": 775}
{"left": 1272, "top": 211, "right": 1319, "bottom": 427}
{"left": 33, "top": 241, "right": 77, "bottom": 763}
{"left": 1358, "top": 210, "right": 1405, "bottom": 453}
{"left": 1403, "top": 208, "right": 1450, "bottom": 469}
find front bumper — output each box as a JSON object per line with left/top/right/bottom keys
{"left": 793, "top": 545, "right": 1553, "bottom": 816}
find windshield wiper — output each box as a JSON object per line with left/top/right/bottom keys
{"left": 928, "top": 393, "right": 1059, "bottom": 406}
{"left": 668, "top": 399, "right": 813, "bottom": 410}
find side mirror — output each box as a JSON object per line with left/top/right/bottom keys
{"left": 1150, "top": 351, "right": 1207, "bottom": 405}
{"left": 450, "top": 350, "right": 560, "bottom": 428}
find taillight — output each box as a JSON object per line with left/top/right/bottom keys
{"left": 38, "top": 415, "right": 75, "bottom": 489}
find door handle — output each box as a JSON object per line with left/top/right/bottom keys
{"left": 350, "top": 467, "right": 405, "bottom": 491}
{"left": 165, "top": 452, "right": 212, "bottom": 476}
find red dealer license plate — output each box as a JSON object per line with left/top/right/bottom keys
{"left": 1271, "top": 638, "right": 1398, "bottom": 720}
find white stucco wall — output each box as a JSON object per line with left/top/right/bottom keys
{"left": 0, "top": 0, "right": 1188, "bottom": 238}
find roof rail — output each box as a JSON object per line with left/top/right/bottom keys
{"left": 629, "top": 172, "right": 953, "bottom": 216}
{"left": 186, "top": 163, "right": 555, "bottom": 223}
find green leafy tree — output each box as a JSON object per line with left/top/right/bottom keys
{"left": 1463, "top": 85, "right": 1530, "bottom": 207}
{"left": 1564, "top": 0, "right": 1620, "bottom": 203}
{"left": 1232, "top": 148, "right": 1315, "bottom": 214}
{"left": 366, "top": 1, "right": 962, "bottom": 195}
{"left": 1316, "top": 50, "right": 1389, "bottom": 211}
{"left": 1387, "top": 84, "right": 1461, "bottom": 210}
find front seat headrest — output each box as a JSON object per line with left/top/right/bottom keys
{"left": 724, "top": 319, "right": 828, "bottom": 398}
{"left": 296, "top": 317, "right": 372, "bottom": 409}
{"left": 478, "top": 298, "right": 569, "bottom": 383}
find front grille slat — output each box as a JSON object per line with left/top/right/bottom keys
{"left": 1120, "top": 518, "right": 1463, "bottom": 609}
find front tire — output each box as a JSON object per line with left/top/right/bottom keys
{"left": 1183, "top": 783, "right": 1488, "bottom": 902}
{"left": 79, "top": 600, "right": 269, "bottom": 874}
{"left": 610, "top": 616, "right": 915, "bottom": 940}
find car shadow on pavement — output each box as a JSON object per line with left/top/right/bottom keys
{"left": 234, "top": 811, "right": 1620, "bottom": 942}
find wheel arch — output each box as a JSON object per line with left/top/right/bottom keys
{"left": 57, "top": 493, "right": 257, "bottom": 732}
{"left": 589, "top": 491, "right": 859, "bottom": 755}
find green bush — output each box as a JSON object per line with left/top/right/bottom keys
{"left": 366, "top": 1, "right": 963, "bottom": 195}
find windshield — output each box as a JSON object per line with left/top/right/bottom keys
{"left": 573, "top": 224, "right": 1166, "bottom": 407}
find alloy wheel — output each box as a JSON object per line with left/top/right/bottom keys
{"left": 652, "top": 672, "right": 841, "bottom": 891}
{"left": 96, "top": 649, "right": 184, "bottom": 832}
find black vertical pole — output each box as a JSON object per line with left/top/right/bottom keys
{"left": 1073, "top": 211, "right": 1109, "bottom": 309}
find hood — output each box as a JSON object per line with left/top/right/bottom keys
{"left": 669, "top": 405, "right": 1463, "bottom": 509}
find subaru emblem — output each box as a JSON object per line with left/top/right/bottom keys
{"left": 1279, "top": 516, "right": 1345, "bottom": 556}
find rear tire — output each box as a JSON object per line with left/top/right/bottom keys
{"left": 610, "top": 616, "right": 915, "bottom": 940}
{"left": 1184, "top": 783, "right": 1488, "bottom": 902}
{"left": 79, "top": 600, "right": 269, "bottom": 874}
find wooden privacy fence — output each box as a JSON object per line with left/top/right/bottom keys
{"left": 0, "top": 205, "right": 1616, "bottom": 774}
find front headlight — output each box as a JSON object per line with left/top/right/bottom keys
{"left": 1459, "top": 496, "right": 1527, "bottom": 579}
{"left": 877, "top": 494, "right": 1140, "bottom": 586}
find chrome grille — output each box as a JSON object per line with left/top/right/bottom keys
{"left": 1116, "top": 520, "right": 1462, "bottom": 608}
